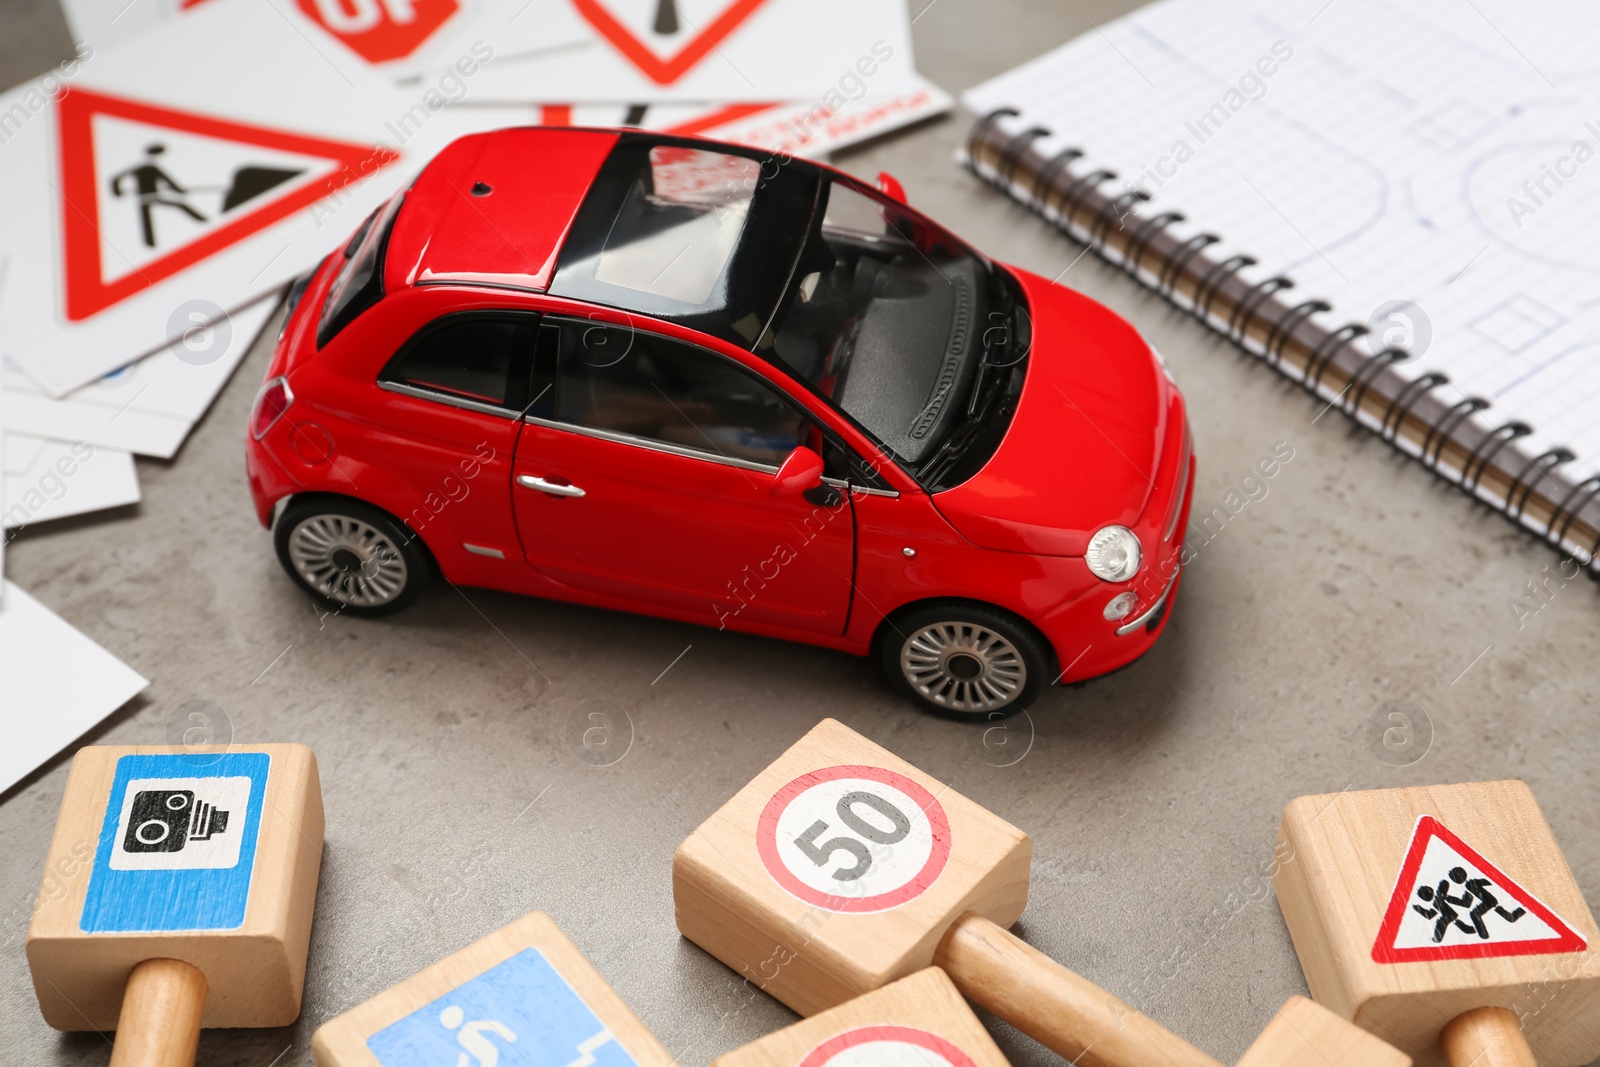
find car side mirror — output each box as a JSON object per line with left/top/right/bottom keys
{"left": 877, "top": 171, "right": 908, "bottom": 203}
{"left": 771, "top": 445, "right": 824, "bottom": 498}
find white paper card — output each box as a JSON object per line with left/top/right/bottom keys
{"left": 3, "top": 295, "right": 279, "bottom": 459}
{"left": 0, "top": 0, "right": 515, "bottom": 397}
{"left": 3, "top": 434, "right": 140, "bottom": 529}
{"left": 523, "top": 72, "right": 952, "bottom": 158}
{"left": 461, "top": 0, "right": 921, "bottom": 103}
{"left": 0, "top": 581, "right": 149, "bottom": 796}
{"left": 58, "top": 0, "right": 590, "bottom": 83}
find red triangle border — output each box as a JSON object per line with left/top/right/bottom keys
{"left": 572, "top": 0, "right": 771, "bottom": 86}
{"left": 1371, "top": 815, "right": 1588, "bottom": 964}
{"left": 57, "top": 87, "right": 399, "bottom": 322}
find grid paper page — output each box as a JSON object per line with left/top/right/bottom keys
{"left": 964, "top": 0, "right": 1600, "bottom": 475}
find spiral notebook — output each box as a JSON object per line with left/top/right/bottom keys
{"left": 961, "top": 0, "right": 1600, "bottom": 573}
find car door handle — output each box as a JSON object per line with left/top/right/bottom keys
{"left": 517, "top": 474, "right": 586, "bottom": 498}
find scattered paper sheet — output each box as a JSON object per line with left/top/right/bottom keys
{"left": 0, "top": 0, "right": 515, "bottom": 397}
{"left": 3, "top": 294, "right": 278, "bottom": 459}
{"left": 524, "top": 73, "right": 952, "bottom": 158}
{"left": 459, "top": 0, "right": 922, "bottom": 103}
{"left": 0, "top": 581, "right": 148, "bottom": 796}
{"left": 3, "top": 435, "right": 140, "bottom": 530}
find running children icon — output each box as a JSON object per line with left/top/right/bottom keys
{"left": 1412, "top": 866, "right": 1527, "bottom": 943}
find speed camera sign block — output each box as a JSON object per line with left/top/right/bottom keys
{"left": 312, "top": 911, "right": 675, "bottom": 1067}
{"left": 27, "top": 744, "right": 323, "bottom": 1055}
{"left": 675, "top": 718, "right": 1029, "bottom": 1016}
{"left": 676, "top": 719, "right": 1222, "bottom": 1067}
{"left": 1236, "top": 996, "right": 1410, "bottom": 1067}
{"left": 710, "top": 968, "right": 1012, "bottom": 1067}
{"left": 1275, "top": 781, "right": 1600, "bottom": 1067}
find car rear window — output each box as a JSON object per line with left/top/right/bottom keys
{"left": 317, "top": 193, "right": 404, "bottom": 348}
{"left": 381, "top": 312, "right": 538, "bottom": 412}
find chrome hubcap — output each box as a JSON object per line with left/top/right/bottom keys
{"left": 287, "top": 514, "right": 408, "bottom": 608}
{"left": 899, "top": 621, "right": 1026, "bottom": 713}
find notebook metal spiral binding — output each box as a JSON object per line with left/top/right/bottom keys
{"left": 964, "top": 107, "right": 1599, "bottom": 576}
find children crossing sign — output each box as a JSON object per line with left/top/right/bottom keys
{"left": 57, "top": 87, "right": 397, "bottom": 322}
{"left": 1372, "top": 815, "right": 1587, "bottom": 963}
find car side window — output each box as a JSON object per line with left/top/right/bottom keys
{"left": 381, "top": 312, "right": 538, "bottom": 412}
{"left": 551, "top": 317, "right": 808, "bottom": 467}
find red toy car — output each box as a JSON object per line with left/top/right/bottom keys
{"left": 248, "top": 128, "right": 1194, "bottom": 718}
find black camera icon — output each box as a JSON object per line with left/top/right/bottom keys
{"left": 122, "top": 789, "right": 230, "bottom": 854}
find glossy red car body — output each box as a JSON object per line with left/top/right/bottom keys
{"left": 248, "top": 127, "right": 1194, "bottom": 690}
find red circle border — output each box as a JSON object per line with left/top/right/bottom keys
{"left": 757, "top": 764, "right": 952, "bottom": 913}
{"left": 798, "top": 1025, "right": 979, "bottom": 1067}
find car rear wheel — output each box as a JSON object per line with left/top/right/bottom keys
{"left": 273, "top": 497, "right": 428, "bottom": 616}
{"left": 879, "top": 603, "right": 1050, "bottom": 720}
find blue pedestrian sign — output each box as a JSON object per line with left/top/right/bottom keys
{"left": 80, "top": 751, "right": 269, "bottom": 933}
{"left": 367, "top": 948, "right": 640, "bottom": 1067}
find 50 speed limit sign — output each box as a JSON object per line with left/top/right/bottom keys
{"left": 757, "top": 764, "right": 951, "bottom": 913}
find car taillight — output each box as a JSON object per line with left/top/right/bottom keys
{"left": 251, "top": 376, "right": 294, "bottom": 440}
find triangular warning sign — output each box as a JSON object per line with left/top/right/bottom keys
{"left": 573, "top": 0, "right": 771, "bottom": 85}
{"left": 57, "top": 88, "right": 399, "bottom": 322}
{"left": 1372, "top": 815, "right": 1587, "bottom": 963}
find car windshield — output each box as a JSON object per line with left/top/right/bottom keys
{"left": 755, "top": 178, "right": 1023, "bottom": 474}
{"left": 553, "top": 136, "right": 1025, "bottom": 484}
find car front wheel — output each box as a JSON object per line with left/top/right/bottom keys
{"left": 879, "top": 603, "right": 1050, "bottom": 719}
{"left": 273, "top": 497, "right": 428, "bottom": 616}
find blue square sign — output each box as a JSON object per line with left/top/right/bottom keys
{"left": 80, "top": 752, "right": 270, "bottom": 933}
{"left": 366, "top": 948, "right": 640, "bottom": 1067}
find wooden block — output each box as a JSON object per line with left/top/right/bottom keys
{"left": 312, "top": 911, "right": 675, "bottom": 1067}
{"left": 27, "top": 743, "right": 324, "bottom": 1032}
{"left": 675, "top": 717, "right": 1031, "bottom": 1015}
{"left": 676, "top": 718, "right": 1224, "bottom": 1067}
{"left": 1275, "top": 781, "right": 1600, "bottom": 1067}
{"left": 710, "top": 968, "right": 1012, "bottom": 1067}
{"left": 1236, "top": 996, "right": 1411, "bottom": 1067}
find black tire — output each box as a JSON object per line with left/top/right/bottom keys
{"left": 273, "top": 496, "right": 429, "bottom": 617}
{"left": 878, "top": 602, "right": 1051, "bottom": 720}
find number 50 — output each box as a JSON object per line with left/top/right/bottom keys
{"left": 793, "top": 791, "right": 911, "bottom": 882}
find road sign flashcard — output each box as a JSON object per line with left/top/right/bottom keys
{"left": 459, "top": 0, "right": 921, "bottom": 103}
{"left": 0, "top": 0, "right": 512, "bottom": 397}
{"left": 60, "top": 0, "right": 591, "bottom": 83}
{"left": 80, "top": 751, "right": 269, "bottom": 932}
{"left": 799, "top": 1026, "right": 980, "bottom": 1067}
{"left": 758, "top": 764, "right": 951, "bottom": 913}
{"left": 365, "top": 948, "right": 640, "bottom": 1067}
{"left": 1372, "top": 815, "right": 1587, "bottom": 963}
{"left": 58, "top": 88, "right": 397, "bottom": 323}
{"left": 530, "top": 74, "right": 952, "bottom": 159}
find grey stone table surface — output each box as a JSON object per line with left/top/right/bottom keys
{"left": 2, "top": 1, "right": 1596, "bottom": 1064}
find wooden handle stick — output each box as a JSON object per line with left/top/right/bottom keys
{"left": 935, "top": 913, "right": 1224, "bottom": 1067}
{"left": 1440, "top": 1008, "right": 1537, "bottom": 1067}
{"left": 109, "top": 959, "right": 207, "bottom": 1067}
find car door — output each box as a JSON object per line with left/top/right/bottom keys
{"left": 510, "top": 315, "right": 855, "bottom": 636}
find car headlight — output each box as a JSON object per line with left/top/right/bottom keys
{"left": 1086, "top": 524, "right": 1142, "bottom": 582}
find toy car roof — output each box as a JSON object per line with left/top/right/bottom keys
{"left": 383, "top": 126, "right": 623, "bottom": 295}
